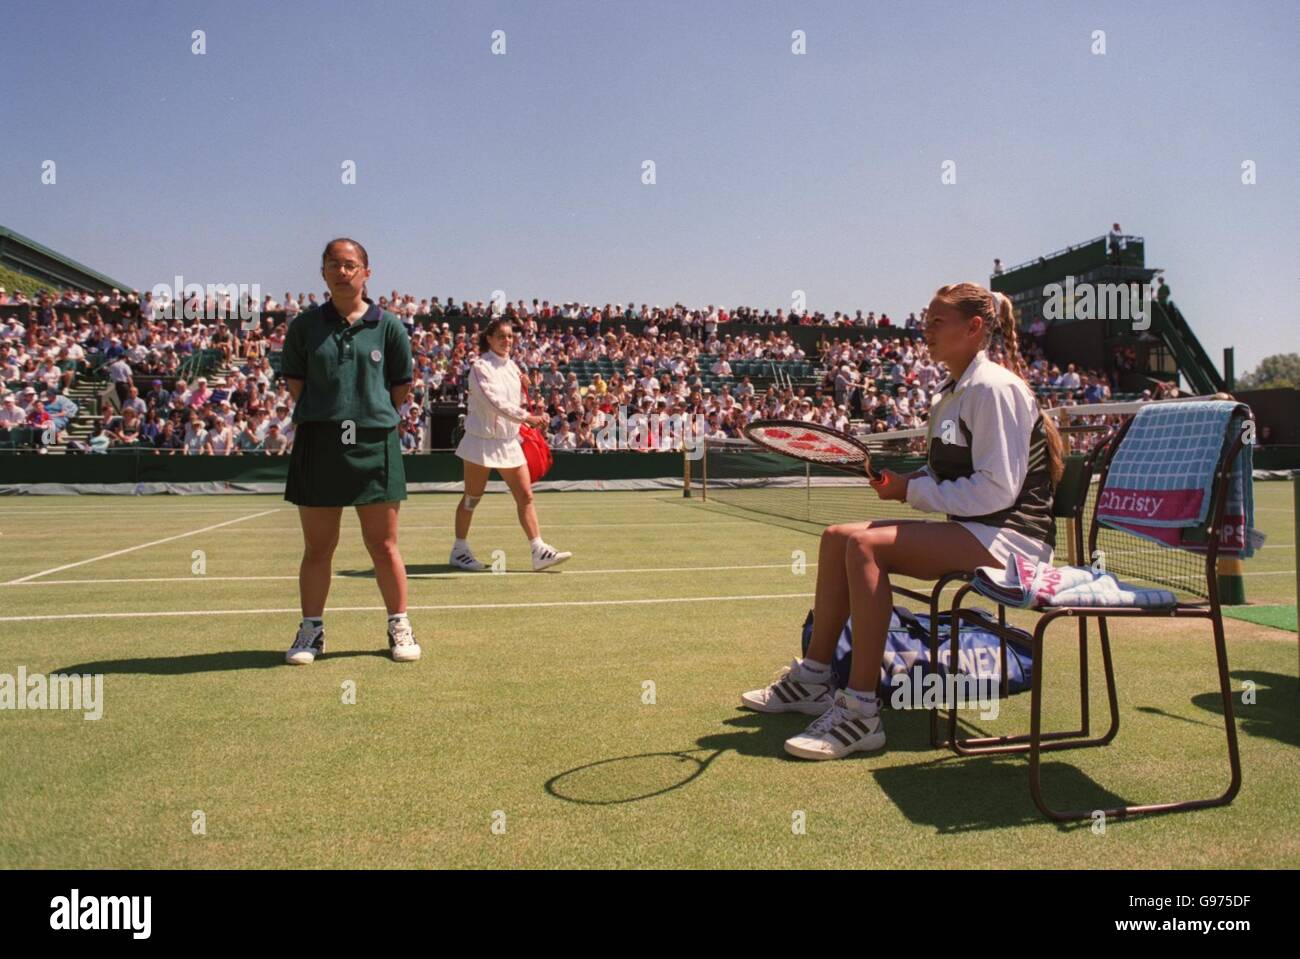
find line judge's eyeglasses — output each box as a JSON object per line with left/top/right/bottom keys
{"left": 324, "top": 261, "right": 364, "bottom": 275}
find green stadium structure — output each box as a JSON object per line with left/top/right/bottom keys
{"left": 0, "top": 224, "right": 133, "bottom": 294}
{"left": 991, "top": 233, "right": 1225, "bottom": 396}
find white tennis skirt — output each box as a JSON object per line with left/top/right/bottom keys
{"left": 957, "top": 520, "right": 1054, "bottom": 570}
{"left": 455, "top": 432, "right": 526, "bottom": 469}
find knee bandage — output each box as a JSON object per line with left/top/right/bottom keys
{"left": 461, "top": 494, "right": 481, "bottom": 512}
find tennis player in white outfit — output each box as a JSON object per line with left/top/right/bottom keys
{"left": 740, "top": 282, "right": 1065, "bottom": 761}
{"left": 452, "top": 317, "right": 572, "bottom": 572}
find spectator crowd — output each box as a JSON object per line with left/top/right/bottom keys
{"left": 0, "top": 284, "right": 1128, "bottom": 456}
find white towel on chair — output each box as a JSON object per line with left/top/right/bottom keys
{"left": 973, "top": 552, "right": 1177, "bottom": 609}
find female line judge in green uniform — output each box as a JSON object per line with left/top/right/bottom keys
{"left": 280, "top": 237, "right": 420, "bottom": 665}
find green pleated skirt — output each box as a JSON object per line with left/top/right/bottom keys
{"left": 284, "top": 421, "right": 406, "bottom": 507}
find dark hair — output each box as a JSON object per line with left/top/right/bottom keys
{"left": 321, "top": 237, "right": 370, "bottom": 300}
{"left": 478, "top": 317, "right": 513, "bottom": 353}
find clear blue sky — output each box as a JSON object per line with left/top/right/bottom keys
{"left": 2, "top": 0, "right": 1297, "bottom": 376}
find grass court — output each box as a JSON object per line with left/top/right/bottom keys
{"left": 0, "top": 483, "right": 1296, "bottom": 868}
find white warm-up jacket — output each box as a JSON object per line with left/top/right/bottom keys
{"left": 464, "top": 351, "right": 529, "bottom": 440}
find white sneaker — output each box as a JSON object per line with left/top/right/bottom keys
{"left": 531, "top": 543, "right": 572, "bottom": 571}
{"left": 387, "top": 618, "right": 421, "bottom": 662}
{"left": 449, "top": 546, "right": 488, "bottom": 571}
{"left": 784, "top": 690, "right": 886, "bottom": 760}
{"left": 286, "top": 622, "right": 324, "bottom": 665}
{"left": 740, "top": 659, "right": 836, "bottom": 715}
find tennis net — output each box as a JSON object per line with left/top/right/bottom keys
{"left": 689, "top": 399, "right": 1219, "bottom": 599}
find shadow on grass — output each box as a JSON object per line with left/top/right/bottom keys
{"left": 545, "top": 704, "right": 1152, "bottom": 833}
{"left": 55, "top": 649, "right": 388, "bottom": 675}
{"left": 1191, "top": 669, "right": 1299, "bottom": 750}
{"left": 545, "top": 714, "right": 788, "bottom": 806}
{"left": 338, "top": 564, "right": 462, "bottom": 578}
{"left": 1134, "top": 706, "right": 1221, "bottom": 729}
{"left": 873, "top": 757, "right": 1125, "bottom": 834}
{"left": 546, "top": 706, "right": 1126, "bottom": 830}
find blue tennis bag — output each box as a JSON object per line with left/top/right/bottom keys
{"left": 799, "top": 606, "right": 1034, "bottom": 704}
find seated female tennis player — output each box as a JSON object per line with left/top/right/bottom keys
{"left": 741, "top": 282, "right": 1064, "bottom": 760}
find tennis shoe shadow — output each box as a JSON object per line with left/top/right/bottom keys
{"left": 55, "top": 649, "right": 388, "bottom": 675}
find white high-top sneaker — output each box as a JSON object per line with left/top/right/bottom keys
{"left": 531, "top": 542, "right": 572, "bottom": 571}
{"left": 449, "top": 545, "right": 488, "bottom": 571}
{"left": 740, "top": 658, "right": 836, "bottom": 715}
{"left": 784, "top": 690, "right": 886, "bottom": 760}
{"left": 286, "top": 621, "right": 325, "bottom": 665}
{"left": 387, "top": 618, "right": 421, "bottom": 663}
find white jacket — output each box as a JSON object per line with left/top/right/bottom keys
{"left": 465, "top": 352, "right": 529, "bottom": 440}
{"left": 905, "top": 350, "right": 1039, "bottom": 517}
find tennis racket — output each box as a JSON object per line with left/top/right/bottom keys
{"left": 741, "top": 419, "right": 881, "bottom": 480}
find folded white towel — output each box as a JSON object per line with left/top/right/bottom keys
{"left": 973, "top": 552, "right": 1177, "bottom": 609}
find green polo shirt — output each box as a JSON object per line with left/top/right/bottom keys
{"left": 280, "top": 300, "right": 413, "bottom": 429}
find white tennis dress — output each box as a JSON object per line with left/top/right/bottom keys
{"left": 455, "top": 351, "right": 528, "bottom": 469}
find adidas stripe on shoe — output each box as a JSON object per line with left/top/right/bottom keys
{"left": 531, "top": 543, "right": 572, "bottom": 571}
{"left": 286, "top": 622, "right": 324, "bottom": 665}
{"left": 740, "top": 659, "right": 835, "bottom": 715}
{"left": 783, "top": 690, "right": 886, "bottom": 760}
{"left": 449, "top": 546, "right": 488, "bottom": 571}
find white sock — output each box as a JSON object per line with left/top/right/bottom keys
{"left": 529, "top": 536, "right": 545, "bottom": 552}
{"left": 388, "top": 612, "right": 408, "bottom": 626}
{"left": 800, "top": 657, "right": 831, "bottom": 675}
{"left": 843, "top": 687, "right": 879, "bottom": 714}
{"left": 453, "top": 538, "right": 469, "bottom": 553}
{"left": 302, "top": 617, "right": 323, "bottom": 632}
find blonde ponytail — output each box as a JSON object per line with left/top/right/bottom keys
{"left": 992, "top": 291, "right": 1064, "bottom": 485}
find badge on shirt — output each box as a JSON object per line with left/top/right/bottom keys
{"left": 370, "top": 350, "right": 382, "bottom": 363}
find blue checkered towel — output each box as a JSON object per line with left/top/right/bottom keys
{"left": 1097, "top": 400, "right": 1262, "bottom": 559}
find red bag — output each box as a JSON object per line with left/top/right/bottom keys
{"left": 518, "top": 424, "right": 553, "bottom": 480}
{"left": 517, "top": 372, "right": 553, "bottom": 480}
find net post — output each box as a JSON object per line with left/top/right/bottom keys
{"left": 682, "top": 446, "right": 691, "bottom": 498}
{"left": 1294, "top": 470, "right": 1299, "bottom": 679}
{"left": 701, "top": 441, "right": 708, "bottom": 502}
{"left": 1216, "top": 556, "right": 1246, "bottom": 605}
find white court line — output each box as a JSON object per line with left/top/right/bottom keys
{"left": 0, "top": 506, "right": 684, "bottom": 517}
{"left": 0, "top": 562, "right": 811, "bottom": 587}
{"left": 0, "top": 592, "right": 814, "bottom": 623}
{"left": 1243, "top": 570, "right": 1296, "bottom": 576}
{"left": 3, "top": 510, "right": 281, "bottom": 585}
{"left": 195, "top": 521, "right": 754, "bottom": 532}
{"left": 0, "top": 500, "right": 684, "bottom": 517}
